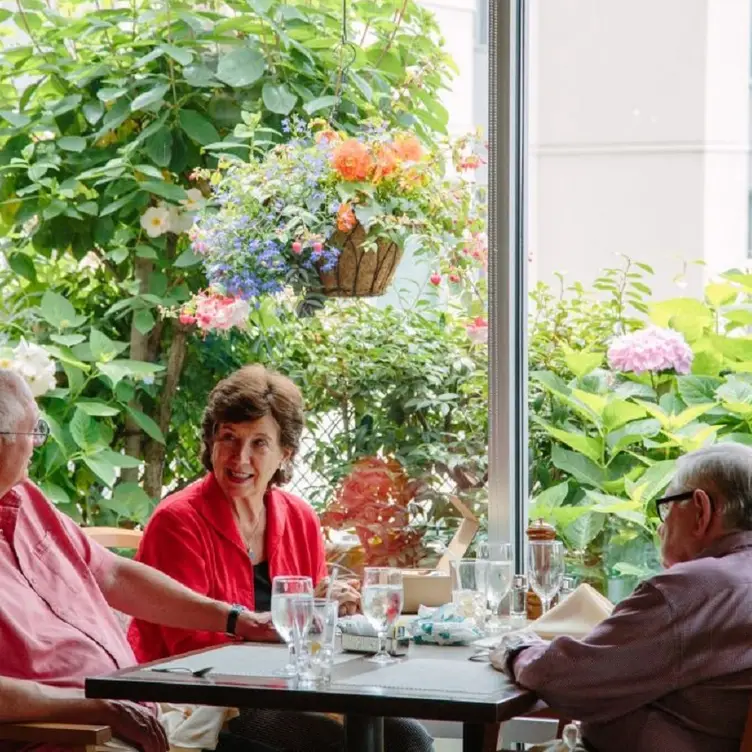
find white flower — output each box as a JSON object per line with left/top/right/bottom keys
{"left": 166, "top": 205, "right": 195, "bottom": 235}
{"left": 78, "top": 251, "right": 102, "bottom": 271}
{"left": 180, "top": 188, "right": 205, "bottom": 212}
{"left": 10, "top": 339, "right": 56, "bottom": 397}
{"left": 140, "top": 206, "right": 170, "bottom": 238}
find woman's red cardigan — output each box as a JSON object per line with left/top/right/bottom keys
{"left": 127, "top": 473, "right": 327, "bottom": 663}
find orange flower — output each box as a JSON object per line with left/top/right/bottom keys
{"left": 392, "top": 134, "right": 423, "bottom": 163}
{"left": 372, "top": 144, "right": 398, "bottom": 183}
{"left": 336, "top": 202, "right": 357, "bottom": 232}
{"left": 315, "top": 129, "right": 339, "bottom": 145}
{"left": 331, "top": 138, "right": 373, "bottom": 181}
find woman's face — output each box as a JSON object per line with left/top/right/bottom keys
{"left": 211, "top": 414, "right": 290, "bottom": 504}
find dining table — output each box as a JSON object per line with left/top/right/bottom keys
{"left": 85, "top": 641, "right": 538, "bottom": 752}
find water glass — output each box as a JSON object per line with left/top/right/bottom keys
{"left": 486, "top": 559, "right": 513, "bottom": 633}
{"left": 362, "top": 567, "right": 403, "bottom": 665}
{"left": 559, "top": 575, "right": 578, "bottom": 601}
{"left": 450, "top": 558, "right": 487, "bottom": 630}
{"left": 271, "top": 575, "right": 313, "bottom": 678}
{"left": 301, "top": 599, "right": 338, "bottom": 684}
{"left": 527, "top": 540, "right": 565, "bottom": 614}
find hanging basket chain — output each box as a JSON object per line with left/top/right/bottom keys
{"left": 330, "top": 0, "right": 357, "bottom": 120}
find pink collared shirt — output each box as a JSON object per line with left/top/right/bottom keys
{"left": 511, "top": 532, "right": 752, "bottom": 752}
{"left": 0, "top": 480, "right": 136, "bottom": 689}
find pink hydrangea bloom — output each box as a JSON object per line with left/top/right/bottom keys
{"left": 607, "top": 326, "right": 693, "bottom": 375}
{"left": 466, "top": 316, "right": 488, "bottom": 344}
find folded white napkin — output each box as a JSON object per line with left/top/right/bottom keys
{"left": 531, "top": 583, "right": 613, "bottom": 640}
{"left": 159, "top": 704, "right": 239, "bottom": 751}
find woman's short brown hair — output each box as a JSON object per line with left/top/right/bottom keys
{"left": 201, "top": 364, "right": 304, "bottom": 486}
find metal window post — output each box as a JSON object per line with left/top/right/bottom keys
{"left": 487, "top": 0, "right": 529, "bottom": 573}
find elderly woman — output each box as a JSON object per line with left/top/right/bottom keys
{"left": 128, "top": 364, "right": 434, "bottom": 752}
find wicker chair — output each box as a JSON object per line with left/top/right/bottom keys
{"left": 0, "top": 527, "right": 142, "bottom": 750}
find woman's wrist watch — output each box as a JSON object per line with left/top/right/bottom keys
{"left": 225, "top": 603, "right": 246, "bottom": 636}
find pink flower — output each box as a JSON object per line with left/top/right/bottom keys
{"left": 466, "top": 317, "right": 488, "bottom": 344}
{"left": 182, "top": 292, "right": 251, "bottom": 333}
{"left": 607, "top": 326, "right": 693, "bottom": 375}
{"left": 292, "top": 241, "right": 303, "bottom": 254}
{"left": 429, "top": 273, "right": 441, "bottom": 286}
{"left": 312, "top": 241, "right": 323, "bottom": 254}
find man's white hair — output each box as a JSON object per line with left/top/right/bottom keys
{"left": 0, "top": 369, "right": 33, "bottom": 438}
{"left": 673, "top": 444, "right": 752, "bottom": 531}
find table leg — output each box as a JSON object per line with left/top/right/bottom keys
{"left": 344, "top": 714, "right": 384, "bottom": 752}
{"left": 463, "top": 721, "right": 499, "bottom": 752}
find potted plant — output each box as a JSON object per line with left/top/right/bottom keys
{"left": 186, "top": 117, "right": 485, "bottom": 303}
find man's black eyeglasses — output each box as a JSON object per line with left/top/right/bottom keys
{"left": 655, "top": 490, "right": 714, "bottom": 523}
{"left": 0, "top": 418, "right": 50, "bottom": 448}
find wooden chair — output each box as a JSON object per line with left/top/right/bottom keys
{"left": 0, "top": 527, "right": 142, "bottom": 750}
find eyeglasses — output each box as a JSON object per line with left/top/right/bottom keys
{"left": 0, "top": 418, "right": 51, "bottom": 448}
{"left": 655, "top": 490, "right": 714, "bottom": 523}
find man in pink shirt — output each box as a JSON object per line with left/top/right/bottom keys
{"left": 0, "top": 369, "right": 276, "bottom": 751}
{"left": 492, "top": 444, "right": 752, "bottom": 752}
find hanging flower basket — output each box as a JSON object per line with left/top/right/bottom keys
{"left": 319, "top": 223, "right": 403, "bottom": 297}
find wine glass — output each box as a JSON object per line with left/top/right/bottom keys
{"left": 527, "top": 540, "right": 565, "bottom": 614}
{"left": 271, "top": 575, "right": 313, "bottom": 677}
{"left": 484, "top": 544, "right": 513, "bottom": 633}
{"left": 362, "top": 567, "right": 403, "bottom": 665}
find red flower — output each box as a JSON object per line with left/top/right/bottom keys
{"left": 429, "top": 273, "right": 441, "bottom": 286}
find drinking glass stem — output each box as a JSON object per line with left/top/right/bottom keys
{"left": 287, "top": 641, "right": 296, "bottom": 668}
{"left": 378, "top": 629, "right": 387, "bottom": 656}
{"left": 541, "top": 597, "right": 549, "bottom": 614}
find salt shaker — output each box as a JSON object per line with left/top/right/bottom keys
{"left": 510, "top": 573, "right": 528, "bottom": 625}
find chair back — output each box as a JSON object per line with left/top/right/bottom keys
{"left": 740, "top": 697, "right": 752, "bottom": 752}
{"left": 84, "top": 526, "right": 143, "bottom": 550}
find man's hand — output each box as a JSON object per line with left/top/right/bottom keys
{"left": 99, "top": 700, "right": 168, "bottom": 752}
{"left": 235, "top": 610, "right": 279, "bottom": 642}
{"left": 315, "top": 578, "right": 360, "bottom": 616}
{"left": 489, "top": 629, "right": 543, "bottom": 679}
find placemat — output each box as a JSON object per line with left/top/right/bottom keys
{"left": 146, "top": 645, "right": 357, "bottom": 678}
{"left": 334, "top": 658, "right": 505, "bottom": 696}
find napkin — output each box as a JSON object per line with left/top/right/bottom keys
{"left": 408, "top": 603, "right": 484, "bottom": 646}
{"left": 531, "top": 583, "right": 613, "bottom": 640}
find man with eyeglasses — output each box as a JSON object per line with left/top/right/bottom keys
{"left": 492, "top": 444, "right": 752, "bottom": 752}
{"left": 0, "top": 370, "right": 279, "bottom": 752}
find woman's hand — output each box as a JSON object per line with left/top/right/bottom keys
{"left": 235, "top": 610, "right": 280, "bottom": 642}
{"left": 315, "top": 578, "right": 360, "bottom": 616}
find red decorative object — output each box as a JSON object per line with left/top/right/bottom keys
{"left": 320, "top": 457, "right": 425, "bottom": 569}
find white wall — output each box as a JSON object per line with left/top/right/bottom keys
{"left": 527, "top": 0, "right": 751, "bottom": 300}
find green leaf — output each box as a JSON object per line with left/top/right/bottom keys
{"left": 90, "top": 329, "right": 119, "bottom": 362}
{"left": 8, "top": 252, "right": 37, "bottom": 281}
{"left": 69, "top": 408, "right": 100, "bottom": 450}
{"left": 50, "top": 333, "right": 86, "bottom": 347}
{"left": 602, "top": 399, "right": 646, "bottom": 432}
{"left": 134, "top": 309, "right": 155, "bottom": 335}
{"left": 57, "top": 136, "right": 86, "bottom": 152}
{"left": 261, "top": 82, "right": 297, "bottom": 115}
{"left": 551, "top": 445, "right": 606, "bottom": 490}
{"left": 563, "top": 511, "right": 606, "bottom": 550}
{"left": 528, "top": 481, "right": 569, "bottom": 521}
{"left": 535, "top": 420, "right": 603, "bottom": 464}
{"left": 178, "top": 109, "right": 220, "bottom": 146}
{"left": 159, "top": 44, "right": 194, "bottom": 66}
{"left": 584, "top": 492, "right": 647, "bottom": 527}
{"left": 606, "top": 418, "right": 661, "bottom": 454}
{"left": 564, "top": 350, "right": 602, "bottom": 378}
{"left": 144, "top": 127, "right": 173, "bottom": 167}
{"left": 107, "top": 482, "right": 153, "bottom": 519}
{"left": 650, "top": 298, "right": 713, "bottom": 328}
{"left": 39, "top": 291, "right": 84, "bottom": 329}
{"left": 96, "top": 449, "right": 142, "bottom": 469}
{"left": 216, "top": 46, "right": 266, "bottom": 88}
{"left": 75, "top": 399, "right": 120, "bottom": 417}
{"left": 302, "top": 95, "right": 338, "bottom": 116}
{"left": 709, "top": 334, "right": 752, "bottom": 362}
{"left": 174, "top": 248, "right": 201, "bottom": 268}
{"left": 139, "top": 180, "right": 187, "bottom": 202}
{"left": 97, "top": 87, "right": 127, "bottom": 102}
{"left": 677, "top": 375, "right": 722, "bottom": 405}
{"left": 40, "top": 481, "right": 70, "bottom": 507}
{"left": 83, "top": 455, "right": 117, "bottom": 487}
{"left": 136, "top": 245, "right": 159, "bottom": 259}
{"left": 43, "top": 345, "right": 89, "bottom": 371}
{"left": 126, "top": 405, "right": 165, "bottom": 444}
{"left": 626, "top": 460, "right": 677, "bottom": 504}
{"left": 183, "top": 65, "right": 216, "bottom": 88}
{"left": 705, "top": 282, "right": 739, "bottom": 307}
{"left": 82, "top": 100, "right": 104, "bottom": 124}
{"left": 0, "top": 110, "right": 31, "bottom": 127}
{"left": 131, "top": 83, "right": 170, "bottom": 112}
{"left": 99, "top": 359, "right": 164, "bottom": 387}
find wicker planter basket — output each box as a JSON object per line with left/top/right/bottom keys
{"left": 319, "top": 222, "right": 403, "bottom": 298}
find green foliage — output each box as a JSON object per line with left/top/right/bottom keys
{"left": 0, "top": 0, "right": 456, "bottom": 520}
{"left": 528, "top": 262, "right": 752, "bottom": 592}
